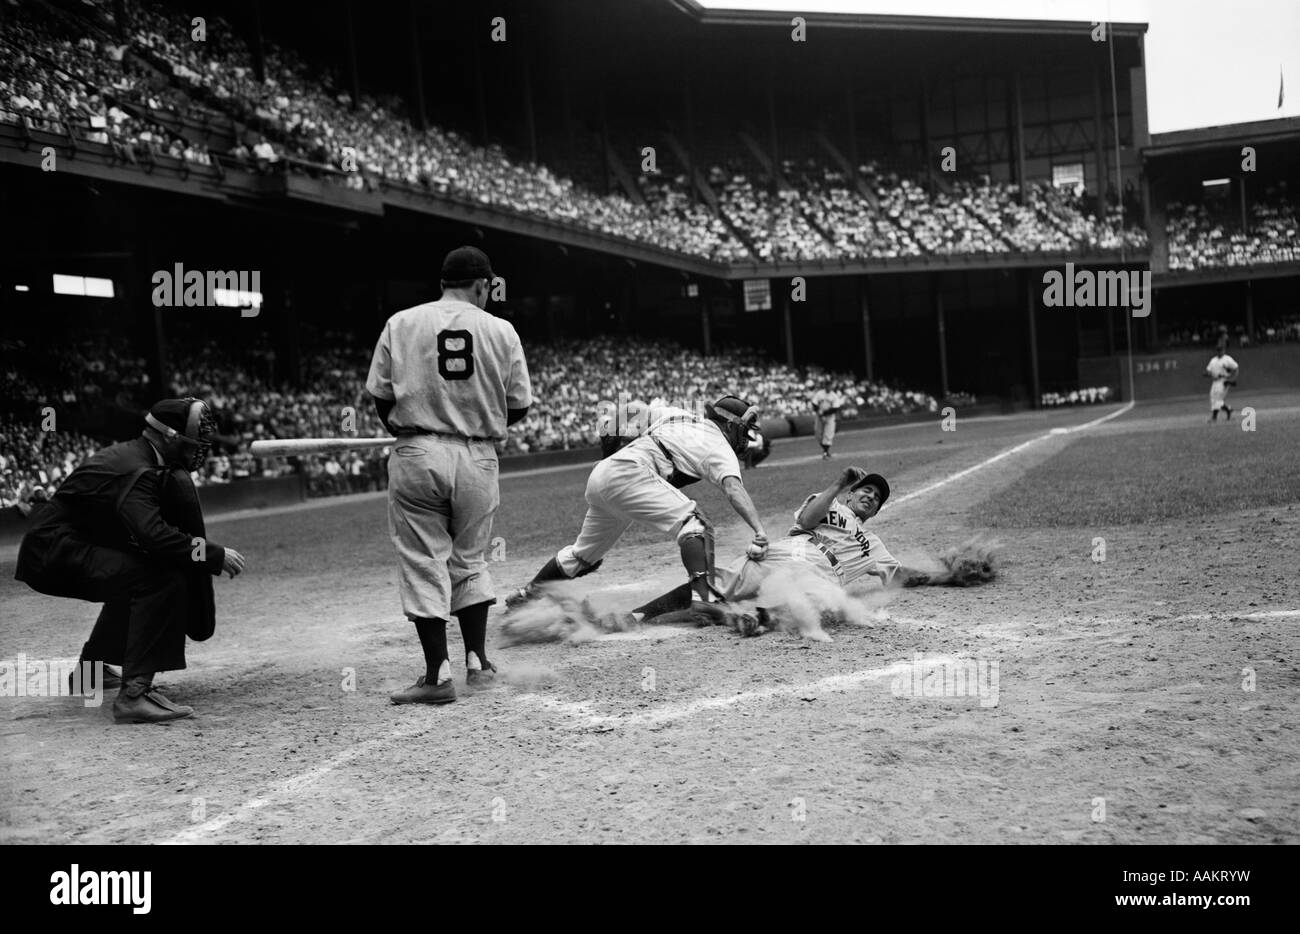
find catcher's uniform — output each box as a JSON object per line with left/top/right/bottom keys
{"left": 367, "top": 298, "right": 531, "bottom": 620}
{"left": 556, "top": 408, "right": 741, "bottom": 575}
{"left": 1205, "top": 352, "right": 1238, "bottom": 412}
{"left": 719, "top": 494, "right": 900, "bottom": 599}
{"left": 812, "top": 389, "right": 844, "bottom": 448}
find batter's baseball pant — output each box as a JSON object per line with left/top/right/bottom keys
{"left": 386, "top": 435, "right": 498, "bottom": 620}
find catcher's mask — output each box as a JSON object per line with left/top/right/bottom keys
{"left": 705, "top": 394, "right": 760, "bottom": 456}
{"left": 145, "top": 397, "right": 216, "bottom": 472}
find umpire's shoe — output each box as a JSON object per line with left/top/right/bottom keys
{"left": 113, "top": 677, "right": 194, "bottom": 724}
{"left": 390, "top": 676, "right": 457, "bottom": 705}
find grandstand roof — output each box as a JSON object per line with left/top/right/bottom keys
{"left": 664, "top": 0, "right": 1147, "bottom": 37}
{"left": 1145, "top": 116, "right": 1300, "bottom": 157}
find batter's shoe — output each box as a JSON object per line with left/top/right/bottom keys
{"left": 67, "top": 662, "right": 122, "bottom": 694}
{"left": 113, "top": 688, "right": 193, "bottom": 724}
{"left": 390, "top": 676, "right": 457, "bottom": 705}
{"left": 466, "top": 661, "right": 497, "bottom": 689}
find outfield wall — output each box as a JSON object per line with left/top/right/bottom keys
{"left": 1079, "top": 344, "right": 1300, "bottom": 401}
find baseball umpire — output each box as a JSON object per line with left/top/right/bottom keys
{"left": 14, "top": 398, "right": 246, "bottom": 724}
{"left": 367, "top": 245, "right": 531, "bottom": 706}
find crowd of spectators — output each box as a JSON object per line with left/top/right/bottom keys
{"left": 0, "top": 7, "right": 213, "bottom": 166}
{"left": 2, "top": 0, "right": 1160, "bottom": 265}
{"left": 1161, "top": 315, "right": 1300, "bottom": 349}
{"left": 1, "top": 326, "right": 947, "bottom": 503}
{"left": 1166, "top": 185, "right": 1300, "bottom": 271}
{"left": 505, "top": 336, "right": 941, "bottom": 453}
{"left": 0, "top": 415, "right": 102, "bottom": 511}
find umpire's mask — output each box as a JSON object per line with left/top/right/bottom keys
{"left": 146, "top": 397, "right": 216, "bottom": 472}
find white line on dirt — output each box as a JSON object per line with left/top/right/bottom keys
{"left": 886, "top": 402, "right": 1132, "bottom": 508}
{"left": 162, "top": 721, "right": 431, "bottom": 844}
{"left": 513, "top": 657, "right": 950, "bottom": 731}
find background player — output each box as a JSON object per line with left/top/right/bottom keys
{"left": 811, "top": 385, "right": 846, "bottom": 459}
{"left": 367, "top": 246, "right": 532, "bottom": 706}
{"left": 1205, "top": 338, "right": 1239, "bottom": 422}
{"left": 505, "top": 395, "right": 769, "bottom": 612}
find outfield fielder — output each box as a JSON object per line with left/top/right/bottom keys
{"left": 368, "top": 246, "right": 531, "bottom": 705}
{"left": 811, "top": 386, "right": 845, "bottom": 459}
{"left": 1205, "top": 339, "right": 1239, "bottom": 422}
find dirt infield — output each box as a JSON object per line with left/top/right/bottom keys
{"left": 2, "top": 394, "right": 1298, "bottom": 844}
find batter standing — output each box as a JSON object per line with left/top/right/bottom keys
{"left": 367, "top": 246, "right": 531, "bottom": 705}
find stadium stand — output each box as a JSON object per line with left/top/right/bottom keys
{"left": 3, "top": 0, "right": 1149, "bottom": 265}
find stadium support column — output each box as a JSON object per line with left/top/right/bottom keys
{"left": 249, "top": 0, "right": 266, "bottom": 84}
{"left": 700, "top": 290, "right": 711, "bottom": 356}
{"left": 408, "top": 0, "right": 428, "bottom": 131}
{"left": 1025, "top": 272, "right": 1041, "bottom": 408}
{"left": 343, "top": 0, "right": 360, "bottom": 109}
{"left": 1245, "top": 280, "right": 1255, "bottom": 341}
{"left": 859, "top": 275, "right": 874, "bottom": 381}
{"left": 934, "top": 275, "right": 949, "bottom": 398}
{"left": 782, "top": 290, "right": 794, "bottom": 368}
{"left": 1093, "top": 65, "right": 1107, "bottom": 219}
{"left": 766, "top": 73, "right": 780, "bottom": 183}
{"left": 1011, "top": 71, "right": 1025, "bottom": 203}
{"left": 845, "top": 75, "right": 859, "bottom": 173}
{"left": 474, "top": 28, "right": 488, "bottom": 144}
{"left": 920, "top": 76, "right": 934, "bottom": 191}
{"left": 520, "top": 14, "right": 538, "bottom": 166}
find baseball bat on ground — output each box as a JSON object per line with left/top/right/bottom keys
{"left": 249, "top": 437, "right": 397, "bottom": 457}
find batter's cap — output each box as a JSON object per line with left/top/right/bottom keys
{"left": 851, "top": 471, "right": 890, "bottom": 505}
{"left": 442, "top": 245, "right": 494, "bottom": 281}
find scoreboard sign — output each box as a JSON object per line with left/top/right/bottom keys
{"left": 743, "top": 278, "right": 771, "bottom": 312}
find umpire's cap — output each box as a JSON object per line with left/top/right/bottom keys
{"left": 851, "top": 472, "right": 890, "bottom": 505}
{"left": 442, "top": 246, "right": 494, "bottom": 281}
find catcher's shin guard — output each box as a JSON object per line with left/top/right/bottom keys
{"left": 677, "top": 510, "right": 720, "bottom": 602}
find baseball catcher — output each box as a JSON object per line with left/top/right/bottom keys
{"left": 504, "top": 394, "right": 769, "bottom": 614}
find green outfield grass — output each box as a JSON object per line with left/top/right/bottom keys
{"left": 977, "top": 413, "right": 1300, "bottom": 527}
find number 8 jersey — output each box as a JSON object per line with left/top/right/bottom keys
{"left": 367, "top": 297, "right": 532, "bottom": 440}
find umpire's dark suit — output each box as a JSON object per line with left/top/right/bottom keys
{"left": 15, "top": 437, "right": 227, "bottom": 677}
